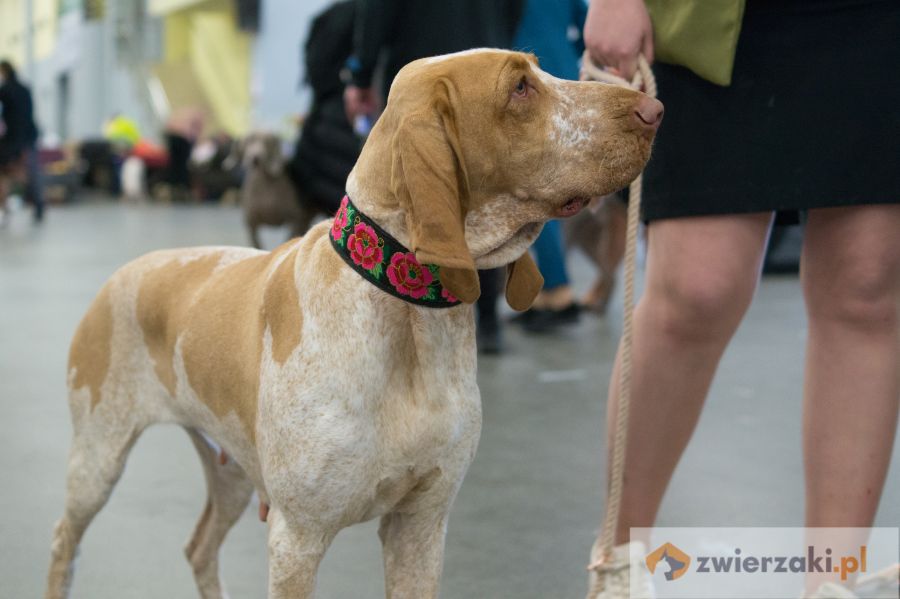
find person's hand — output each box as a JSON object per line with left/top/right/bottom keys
{"left": 343, "top": 86, "right": 379, "bottom": 124}
{"left": 584, "top": 0, "right": 654, "bottom": 81}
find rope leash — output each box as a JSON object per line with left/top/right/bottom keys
{"left": 579, "top": 53, "right": 656, "bottom": 599}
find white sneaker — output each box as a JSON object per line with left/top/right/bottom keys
{"left": 804, "top": 581, "right": 860, "bottom": 598}
{"left": 586, "top": 541, "right": 655, "bottom": 599}
{"left": 854, "top": 563, "right": 900, "bottom": 599}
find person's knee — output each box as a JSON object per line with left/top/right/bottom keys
{"left": 648, "top": 268, "right": 756, "bottom": 342}
{"left": 805, "top": 261, "right": 899, "bottom": 329}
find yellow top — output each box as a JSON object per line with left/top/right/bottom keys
{"left": 104, "top": 115, "right": 142, "bottom": 147}
{"left": 645, "top": 0, "right": 746, "bottom": 86}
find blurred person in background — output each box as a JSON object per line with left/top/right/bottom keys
{"left": 103, "top": 113, "right": 141, "bottom": 150}
{"left": 287, "top": 0, "right": 360, "bottom": 215}
{"left": 583, "top": 1, "right": 900, "bottom": 596}
{"left": 509, "top": 0, "right": 587, "bottom": 333}
{"left": 162, "top": 108, "right": 204, "bottom": 202}
{"left": 0, "top": 59, "right": 44, "bottom": 223}
{"left": 344, "top": 0, "right": 524, "bottom": 354}
{"left": 103, "top": 112, "right": 142, "bottom": 197}
{"left": 191, "top": 132, "right": 241, "bottom": 202}
{"left": 564, "top": 193, "right": 627, "bottom": 314}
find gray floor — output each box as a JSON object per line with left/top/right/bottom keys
{"left": 1, "top": 200, "right": 897, "bottom": 598}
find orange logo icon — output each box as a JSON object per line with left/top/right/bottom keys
{"left": 646, "top": 542, "right": 691, "bottom": 581}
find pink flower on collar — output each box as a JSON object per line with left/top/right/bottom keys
{"left": 441, "top": 288, "right": 458, "bottom": 303}
{"left": 387, "top": 252, "right": 433, "bottom": 299}
{"left": 347, "top": 222, "right": 383, "bottom": 270}
{"left": 331, "top": 195, "right": 350, "bottom": 241}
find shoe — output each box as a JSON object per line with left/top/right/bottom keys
{"left": 476, "top": 318, "right": 503, "bottom": 355}
{"left": 33, "top": 205, "right": 44, "bottom": 223}
{"left": 508, "top": 308, "right": 545, "bottom": 325}
{"left": 586, "top": 541, "right": 654, "bottom": 599}
{"left": 803, "top": 582, "right": 859, "bottom": 598}
{"left": 522, "top": 303, "right": 581, "bottom": 333}
{"left": 854, "top": 563, "right": 899, "bottom": 598}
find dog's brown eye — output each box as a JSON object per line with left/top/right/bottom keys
{"left": 513, "top": 77, "right": 528, "bottom": 98}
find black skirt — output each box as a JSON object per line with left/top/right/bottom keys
{"left": 641, "top": 0, "right": 900, "bottom": 222}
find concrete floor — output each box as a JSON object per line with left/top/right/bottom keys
{"left": 1, "top": 200, "right": 897, "bottom": 598}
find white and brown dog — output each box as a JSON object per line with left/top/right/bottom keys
{"left": 46, "top": 49, "right": 661, "bottom": 598}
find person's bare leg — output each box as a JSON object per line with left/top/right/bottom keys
{"left": 801, "top": 205, "right": 900, "bottom": 591}
{"left": 606, "top": 212, "right": 773, "bottom": 544}
{"left": 542, "top": 285, "right": 575, "bottom": 310}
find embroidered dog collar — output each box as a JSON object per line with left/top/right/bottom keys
{"left": 330, "top": 195, "right": 462, "bottom": 308}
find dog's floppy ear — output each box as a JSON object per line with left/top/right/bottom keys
{"left": 505, "top": 252, "right": 543, "bottom": 311}
{"left": 391, "top": 86, "right": 479, "bottom": 303}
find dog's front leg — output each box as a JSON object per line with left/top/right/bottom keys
{"left": 266, "top": 509, "right": 332, "bottom": 599}
{"left": 379, "top": 508, "right": 451, "bottom": 599}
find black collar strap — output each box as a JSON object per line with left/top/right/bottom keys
{"left": 330, "top": 195, "right": 462, "bottom": 308}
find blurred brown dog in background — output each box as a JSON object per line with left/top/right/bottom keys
{"left": 238, "top": 132, "right": 320, "bottom": 248}
{"left": 565, "top": 195, "right": 627, "bottom": 313}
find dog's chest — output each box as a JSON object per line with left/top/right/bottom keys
{"left": 258, "top": 311, "right": 480, "bottom": 522}
{"left": 256, "top": 252, "right": 481, "bottom": 522}
{"left": 364, "top": 464, "right": 444, "bottom": 520}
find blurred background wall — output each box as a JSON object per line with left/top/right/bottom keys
{"left": 0, "top": 0, "right": 329, "bottom": 144}
{"left": 251, "top": 0, "right": 331, "bottom": 135}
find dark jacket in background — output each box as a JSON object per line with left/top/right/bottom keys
{"left": 289, "top": 0, "right": 361, "bottom": 214}
{"left": 348, "top": 0, "right": 525, "bottom": 328}
{"left": 350, "top": 0, "right": 524, "bottom": 93}
{"left": 0, "top": 76, "right": 39, "bottom": 164}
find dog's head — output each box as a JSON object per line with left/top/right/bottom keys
{"left": 351, "top": 49, "right": 662, "bottom": 308}
{"left": 239, "top": 132, "right": 285, "bottom": 177}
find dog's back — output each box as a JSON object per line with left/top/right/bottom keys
{"left": 67, "top": 241, "right": 306, "bottom": 438}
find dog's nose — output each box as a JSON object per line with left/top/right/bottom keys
{"left": 634, "top": 97, "right": 664, "bottom": 129}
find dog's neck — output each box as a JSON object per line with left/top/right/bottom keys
{"left": 330, "top": 195, "right": 463, "bottom": 308}
{"left": 345, "top": 171, "right": 411, "bottom": 247}
{"left": 341, "top": 172, "right": 478, "bottom": 383}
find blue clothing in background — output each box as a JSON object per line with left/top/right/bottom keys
{"left": 513, "top": 0, "right": 586, "bottom": 290}
{"left": 512, "top": 0, "right": 586, "bottom": 80}
{"left": 532, "top": 220, "right": 570, "bottom": 289}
